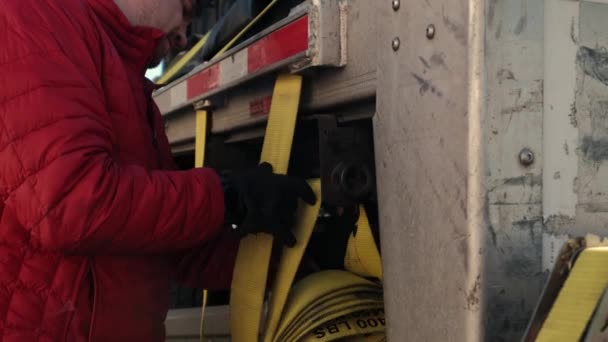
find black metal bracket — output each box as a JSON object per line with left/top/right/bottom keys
{"left": 317, "top": 115, "right": 375, "bottom": 206}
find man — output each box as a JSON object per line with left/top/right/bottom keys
{"left": 0, "top": 0, "right": 315, "bottom": 341}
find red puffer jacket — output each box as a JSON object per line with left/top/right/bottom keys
{"left": 0, "top": 0, "right": 239, "bottom": 341}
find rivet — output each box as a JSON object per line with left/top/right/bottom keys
{"left": 426, "top": 24, "right": 436, "bottom": 39}
{"left": 392, "top": 0, "right": 400, "bottom": 11}
{"left": 392, "top": 37, "right": 400, "bottom": 51}
{"left": 519, "top": 148, "right": 535, "bottom": 166}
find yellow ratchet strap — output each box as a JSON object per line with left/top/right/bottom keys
{"left": 212, "top": 0, "right": 281, "bottom": 59}
{"left": 299, "top": 310, "right": 387, "bottom": 342}
{"left": 263, "top": 179, "right": 322, "bottom": 342}
{"left": 230, "top": 73, "right": 386, "bottom": 341}
{"left": 158, "top": 0, "right": 280, "bottom": 84}
{"left": 193, "top": 109, "right": 209, "bottom": 342}
{"left": 194, "top": 109, "right": 208, "bottom": 169}
{"left": 584, "top": 287, "right": 608, "bottom": 342}
{"left": 230, "top": 74, "right": 303, "bottom": 341}
{"left": 159, "top": 0, "right": 278, "bottom": 84}
{"left": 537, "top": 247, "right": 608, "bottom": 341}
{"left": 272, "top": 270, "right": 384, "bottom": 342}
{"left": 156, "top": 32, "right": 211, "bottom": 85}
{"left": 344, "top": 206, "right": 383, "bottom": 281}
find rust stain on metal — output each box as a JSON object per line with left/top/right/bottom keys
{"left": 466, "top": 275, "right": 481, "bottom": 311}
{"left": 457, "top": 239, "right": 468, "bottom": 273}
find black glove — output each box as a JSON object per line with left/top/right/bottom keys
{"left": 220, "top": 162, "right": 316, "bottom": 247}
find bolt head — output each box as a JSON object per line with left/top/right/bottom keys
{"left": 426, "top": 24, "right": 436, "bottom": 39}
{"left": 392, "top": 0, "right": 400, "bottom": 11}
{"left": 392, "top": 37, "right": 400, "bottom": 51}
{"left": 519, "top": 148, "right": 535, "bottom": 166}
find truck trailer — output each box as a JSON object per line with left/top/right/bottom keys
{"left": 152, "top": 0, "right": 608, "bottom": 340}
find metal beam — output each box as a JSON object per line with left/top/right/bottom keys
{"left": 374, "top": 0, "right": 482, "bottom": 340}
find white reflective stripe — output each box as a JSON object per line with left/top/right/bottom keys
{"left": 154, "top": 90, "right": 172, "bottom": 114}
{"left": 154, "top": 14, "right": 310, "bottom": 114}
{"left": 155, "top": 82, "right": 187, "bottom": 114}
{"left": 220, "top": 49, "right": 249, "bottom": 85}
{"left": 171, "top": 82, "right": 188, "bottom": 109}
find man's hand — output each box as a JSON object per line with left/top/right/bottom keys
{"left": 221, "top": 162, "right": 317, "bottom": 247}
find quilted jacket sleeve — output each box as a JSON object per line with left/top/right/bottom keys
{"left": 0, "top": 12, "right": 225, "bottom": 254}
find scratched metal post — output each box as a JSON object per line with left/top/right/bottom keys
{"left": 376, "top": 0, "right": 608, "bottom": 340}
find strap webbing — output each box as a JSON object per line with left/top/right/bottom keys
{"left": 537, "top": 247, "right": 608, "bottom": 341}
{"left": 271, "top": 270, "right": 383, "bottom": 342}
{"left": 299, "top": 309, "right": 386, "bottom": 342}
{"left": 156, "top": 0, "right": 278, "bottom": 84}
{"left": 230, "top": 74, "right": 303, "bottom": 341}
{"left": 165, "top": 3, "right": 386, "bottom": 340}
{"left": 263, "top": 179, "right": 322, "bottom": 341}
{"left": 212, "top": 0, "right": 280, "bottom": 60}
{"left": 230, "top": 73, "right": 386, "bottom": 341}
{"left": 194, "top": 109, "right": 208, "bottom": 168}
{"left": 156, "top": 32, "right": 211, "bottom": 85}
{"left": 344, "top": 206, "right": 383, "bottom": 280}
{"left": 193, "top": 109, "right": 209, "bottom": 342}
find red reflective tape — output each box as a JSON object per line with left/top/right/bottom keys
{"left": 249, "top": 96, "right": 273, "bottom": 117}
{"left": 187, "top": 64, "right": 220, "bottom": 99}
{"left": 248, "top": 15, "right": 309, "bottom": 73}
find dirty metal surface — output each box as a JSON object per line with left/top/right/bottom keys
{"left": 375, "top": 0, "right": 481, "bottom": 340}
{"left": 484, "top": 0, "right": 545, "bottom": 340}
{"left": 543, "top": 0, "right": 579, "bottom": 250}
{"left": 572, "top": 1, "right": 608, "bottom": 236}
{"left": 377, "top": 0, "right": 608, "bottom": 340}
{"left": 476, "top": 0, "right": 608, "bottom": 340}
